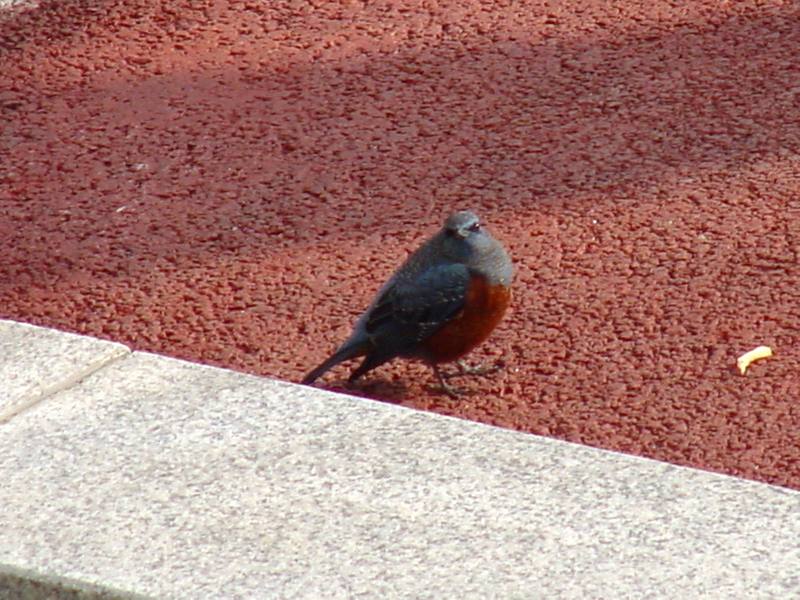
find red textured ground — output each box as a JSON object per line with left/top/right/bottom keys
{"left": 2, "top": 1, "right": 799, "bottom": 488}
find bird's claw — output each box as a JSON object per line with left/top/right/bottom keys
{"left": 438, "top": 360, "right": 499, "bottom": 379}
{"left": 433, "top": 365, "right": 465, "bottom": 397}
{"left": 456, "top": 360, "right": 500, "bottom": 376}
{"left": 439, "top": 380, "right": 464, "bottom": 398}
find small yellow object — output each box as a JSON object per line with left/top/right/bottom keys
{"left": 736, "top": 346, "right": 773, "bottom": 375}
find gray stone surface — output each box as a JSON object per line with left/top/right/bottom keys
{"left": 0, "top": 564, "right": 148, "bottom": 600}
{"left": 0, "top": 320, "right": 129, "bottom": 423}
{"left": 0, "top": 333, "right": 798, "bottom": 599}
{"left": 0, "top": 0, "right": 39, "bottom": 10}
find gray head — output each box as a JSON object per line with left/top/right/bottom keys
{"left": 443, "top": 210, "right": 482, "bottom": 239}
{"left": 441, "top": 210, "right": 493, "bottom": 259}
{"left": 438, "top": 210, "right": 512, "bottom": 286}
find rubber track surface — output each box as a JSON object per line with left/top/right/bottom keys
{"left": 2, "top": 0, "right": 799, "bottom": 488}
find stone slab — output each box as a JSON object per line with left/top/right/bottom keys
{"left": 0, "top": 320, "right": 129, "bottom": 423}
{"left": 0, "top": 339, "right": 798, "bottom": 598}
{"left": 0, "top": 0, "right": 39, "bottom": 10}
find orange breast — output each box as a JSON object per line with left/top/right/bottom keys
{"left": 421, "top": 274, "right": 511, "bottom": 364}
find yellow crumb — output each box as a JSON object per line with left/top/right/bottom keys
{"left": 737, "top": 346, "right": 773, "bottom": 375}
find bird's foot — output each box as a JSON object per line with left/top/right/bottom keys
{"left": 437, "top": 360, "right": 500, "bottom": 379}
{"left": 432, "top": 365, "right": 464, "bottom": 398}
{"left": 438, "top": 379, "right": 464, "bottom": 398}
{"left": 455, "top": 359, "right": 500, "bottom": 376}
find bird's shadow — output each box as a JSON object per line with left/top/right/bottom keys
{"left": 321, "top": 376, "right": 410, "bottom": 404}
{"left": 318, "top": 371, "right": 485, "bottom": 406}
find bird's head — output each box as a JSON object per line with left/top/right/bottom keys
{"left": 440, "top": 209, "right": 497, "bottom": 261}
{"left": 437, "top": 209, "right": 512, "bottom": 285}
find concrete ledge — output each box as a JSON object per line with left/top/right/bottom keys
{"left": 0, "top": 564, "right": 147, "bottom": 600}
{"left": 1, "top": 321, "right": 799, "bottom": 599}
{"left": 0, "top": 320, "right": 129, "bottom": 423}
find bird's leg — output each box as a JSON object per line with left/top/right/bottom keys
{"left": 432, "top": 365, "right": 462, "bottom": 398}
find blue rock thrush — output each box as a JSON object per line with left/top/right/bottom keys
{"left": 302, "top": 210, "right": 513, "bottom": 396}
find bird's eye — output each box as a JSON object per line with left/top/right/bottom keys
{"left": 468, "top": 222, "right": 481, "bottom": 232}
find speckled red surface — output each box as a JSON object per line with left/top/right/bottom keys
{"left": 2, "top": 0, "right": 799, "bottom": 488}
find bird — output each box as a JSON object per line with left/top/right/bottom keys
{"left": 302, "top": 209, "right": 513, "bottom": 396}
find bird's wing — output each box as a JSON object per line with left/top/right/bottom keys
{"left": 364, "top": 263, "right": 470, "bottom": 353}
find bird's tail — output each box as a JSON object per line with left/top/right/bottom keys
{"left": 301, "top": 341, "right": 367, "bottom": 385}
